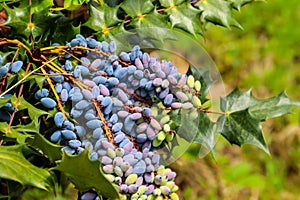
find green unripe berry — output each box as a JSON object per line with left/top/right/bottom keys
{"left": 154, "top": 196, "right": 163, "bottom": 200}
{"left": 171, "top": 185, "right": 179, "bottom": 192}
{"left": 165, "top": 181, "right": 175, "bottom": 189}
{"left": 125, "top": 174, "right": 138, "bottom": 185}
{"left": 139, "top": 195, "right": 148, "bottom": 200}
{"left": 130, "top": 193, "right": 139, "bottom": 200}
{"left": 163, "top": 124, "right": 170, "bottom": 132}
{"left": 115, "top": 148, "right": 125, "bottom": 157}
{"left": 137, "top": 185, "right": 147, "bottom": 196}
{"left": 153, "top": 188, "right": 161, "bottom": 196}
{"left": 165, "top": 132, "right": 174, "bottom": 142}
{"left": 187, "top": 75, "right": 195, "bottom": 88}
{"left": 194, "top": 80, "right": 201, "bottom": 91}
{"left": 192, "top": 95, "right": 201, "bottom": 107}
{"left": 157, "top": 166, "right": 165, "bottom": 176}
{"left": 170, "top": 193, "right": 179, "bottom": 200}
{"left": 151, "top": 106, "right": 158, "bottom": 117}
{"left": 157, "top": 131, "right": 166, "bottom": 141}
{"left": 152, "top": 137, "right": 163, "bottom": 147}
{"left": 160, "top": 115, "right": 170, "bottom": 124}
{"left": 107, "top": 148, "right": 116, "bottom": 159}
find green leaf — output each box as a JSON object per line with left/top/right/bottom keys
{"left": 27, "top": 75, "right": 47, "bottom": 90}
{"left": 62, "top": 0, "right": 89, "bottom": 10}
{"left": 14, "top": 121, "right": 40, "bottom": 134}
{"left": 227, "top": 0, "right": 254, "bottom": 11}
{"left": 2, "top": 4, "right": 29, "bottom": 37}
{"left": 159, "top": 0, "right": 185, "bottom": 7}
{"left": 216, "top": 109, "right": 269, "bottom": 154}
{"left": 20, "top": 0, "right": 54, "bottom": 13}
{"left": 84, "top": 4, "right": 121, "bottom": 32}
{"left": 120, "top": 0, "right": 154, "bottom": 18}
{"left": 220, "top": 88, "right": 300, "bottom": 120}
{"left": 27, "top": 132, "right": 62, "bottom": 163}
{"left": 0, "top": 145, "right": 51, "bottom": 190}
{"left": 196, "top": 0, "right": 242, "bottom": 29}
{"left": 16, "top": 96, "right": 49, "bottom": 124}
{"left": 220, "top": 88, "right": 251, "bottom": 113}
{"left": 130, "top": 9, "right": 175, "bottom": 45}
{"left": 249, "top": 91, "right": 300, "bottom": 120}
{"left": 0, "top": 122, "right": 31, "bottom": 144}
{"left": 193, "top": 112, "right": 216, "bottom": 154}
{"left": 53, "top": 150, "right": 120, "bottom": 199}
{"left": 51, "top": 20, "right": 81, "bottom": 45}
{"left": 3, "top": 3, "right": 61, "bottom": 39}
{"left": 167, "top": 3, "right": 203, "bottom": 36}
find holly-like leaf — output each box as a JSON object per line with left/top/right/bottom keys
{"left": 84, "top": 4, "right": 121, "bottom": 33}
{"left": 220, "top": 88, "right": 300, "bottom": 120}
{"left": 0, "top": 122, "right": 31, "bottom": 144}
{"left": 193, "top": 112, "right": 216, "bottom": 153}
{"left": 51, "top": 20, "right": 81, "bottom": 45}
{"left": 216, "top": 109, "right": 269, "bottom": 154}
{"left": 2, "top": 4, "right": 29, "bottom": 38}
{"left": 27, "top": 74, "right": 47, "bottom": 90}
{"left": 53, "top": 150, "right": 120, "bottom": 199}
{"left": 159, "top": 0, "right": 185, "bottom": 7}
{"left": 27, "top": 132, "right": 62, "bottom": 163}
{"left": 167, "top": 3, "right": 203, "bottom": 36}
{"left": 14, "top": 96, "right": 49, "bottom": 124}
{"left": 130, "top": 9, "right": 175, "bottom": 45}
{"left": 14, "top": 121, "right": 40, "bottom": 134}
{"left": 220, "top": 88, "right": 251, "bottom": 113}
{"left": 0, "top": 145, "right": 51, "bottom": 190}
{"left": 20, "top": 0, "right": 54, "bottom": 13}
{"left": 196, "top": 0, "right": 242, "bottom": 29}
{"left": 120, "top": 0, "right": 154, "bottom": 18}
{"left": 249, "top": 91, "right": 300, "bottom": 120}
{"left": 3, "top": 3, "right": 61, "bottom": 39}
{"left": 228, "top": 0, "right": 254, "bottom": 11}
{"left": 62, "top": 0, "right": 89, "bottom": 10}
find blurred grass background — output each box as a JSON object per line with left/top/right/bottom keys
{"left": 172, "top": 0, "right": 300, "bottom": 199}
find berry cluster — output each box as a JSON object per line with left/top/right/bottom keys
{"left": 0, "top": 34, "right": 204, "bottom": 200}
{"left": 0, "top": 58, "right": 23, "bottom": 121}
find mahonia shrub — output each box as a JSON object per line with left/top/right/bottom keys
{"left": 0, "top": 1, "right": 299, "bottom": 199}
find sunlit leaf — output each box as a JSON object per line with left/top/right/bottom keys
{"left": 159, "top": 0, "right": 185, "bottom": 7}
{"left": 0, "top": 145, "right": 51, "bottom": 190}
{"left": 0, "top": 122, "right": 31, "bottom": 144}
{"left": 167, "top": 3, "right": 203, "bottom": 36}
{"left": 196, "top": 0, "right": 242, "bottom": 29}
{"left": 120, "top": 0, "right": 154, "bottom": 18}
{"left": 84, "top": 4, "right": 121, "bottom": 33}
{"left": 220, "top": 88, "right": 300, "bottom": 120}
{"left": 228, "top": 0, "right": 254, "bottom": 10}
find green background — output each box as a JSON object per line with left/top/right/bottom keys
{"left": 174, "top": 0, "right": 300, "bottom": 199}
